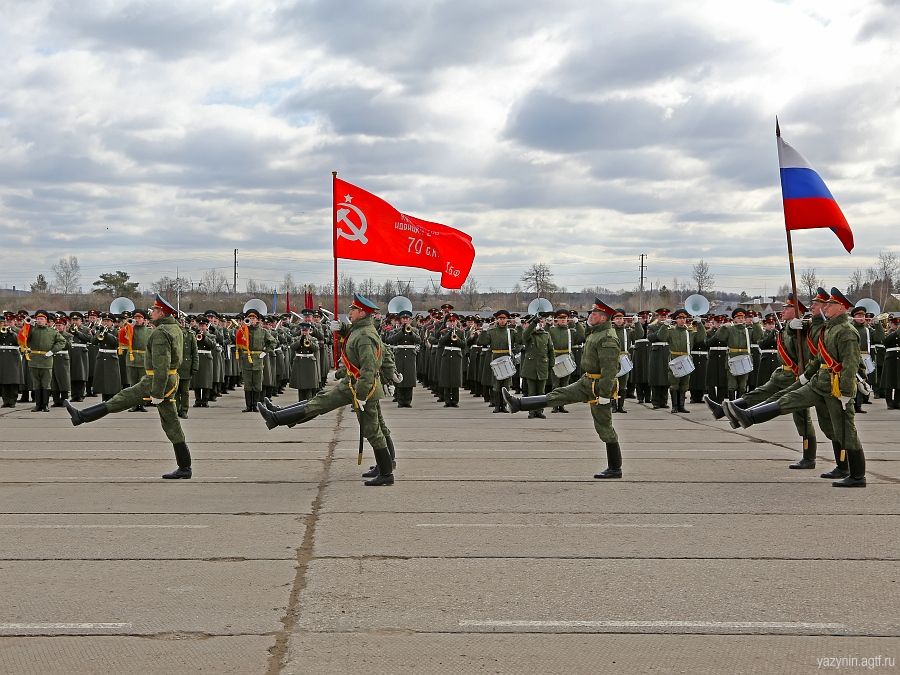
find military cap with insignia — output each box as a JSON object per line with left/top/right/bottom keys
{"left": 785, "top": 293, "right": 807, "bottom": 313}
{"left": 349, "top": 293, "right": 379, "bottom": 313}
{"left": 493, "top": 309, "right": 511, "bottom": 318}
{"left": 670, "top": 308, "right": 690, "bottom": 320}
{"left": 590, "top": 297, "right": 616, "bottom": 317}
{"left": 731, "top": 308, "right": 747, "bottom": 319}
{"left": 152, "top": 294, "right": 178, "bottom": 315}
{"left": 33, "top": 309, "right": 52, "bottom": 320}
{"left": 69, "top": 311, "right": 84, "bottom": 320}
{"left": 826, "top": 287, "right": 853, "bottom": 309}
{"left": 813, "top": 287, "right": 831, "bottom": 303}
{"left": 655, "top": 307, "right": 670, "bottom": 316}
{"left": 398, "top": 309, "right": 413, "bottom": 317}
{"left": 850, "top": 306, "right": 867, "bottom": 317}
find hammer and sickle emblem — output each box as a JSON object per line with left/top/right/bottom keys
{"left": 335, "top": 202, "right": 368, "bottom": 244}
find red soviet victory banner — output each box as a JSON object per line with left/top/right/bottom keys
{"left": 333, "top": 178, "right": 474, "bottom": 289}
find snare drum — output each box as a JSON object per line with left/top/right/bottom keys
{"left": 490, "top": 355, "right": 516, "bottom": 380}
{"left": 668, "top": 354, "right": 695, "bottom": 378}
{"left": 727, "top": 353, "right": 753, "bottom": 376}
{"left": 552, "top": 353, "right": 576, "bottom": 378}
{"left": 862, "top": 354, "right": 876, "bottom": 374}
{"left": 616, "top": 354, "right": 634, "bottom": 378}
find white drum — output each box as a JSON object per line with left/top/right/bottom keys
{"left": 668, "top": 354, "right": 695, "bottom": 378}
{"left": 616, "top": 354, "right": 634, "bottom": 378}
{"left": 862, "top": 354, "right": 876, "bottom": 374}
{"left": 727, "top": 354, "right": 754, "bottom": 376}
{"left": 490, "top": 355, "right": 516, "bottom": 380}
{"left": 553, "top": 353, "right": 576, "bottom": 378}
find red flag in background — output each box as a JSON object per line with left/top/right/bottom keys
{"left": 333, "top": 178, "right": 475, "bottom": 289}
{"left": 285, "top": 290, "right": 291, "bottom": 314}
{"left": 305, "top": 289, "right": 314, "bottom": 310}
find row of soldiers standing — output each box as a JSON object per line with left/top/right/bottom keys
{"left": 0, "top": 307, "right": 335, "bottom": 414}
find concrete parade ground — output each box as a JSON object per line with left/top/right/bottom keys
{"left": 0, "top": 386, "right": 898, "bottom": 674}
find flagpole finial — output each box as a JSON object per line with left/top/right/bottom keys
{"left": 775, "top": 117, "right": 781, "bottom": 138}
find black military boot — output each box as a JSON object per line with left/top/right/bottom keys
{"left": 616, "top": 398, "right": 627, "bottom": 413}
{"left": 854, "top": 392, "right": 866, "bottom": 414}
{"left": 40, "top": 390, "right": 51, "bottom": 412}
{"left": 594, "top": 442, "right": 623, "bottom": 479}
{"left": 820, "top": 441, "right": 850, "bottom": 479}
{"left": 30, "top": 390, "right": 42, "bottom": 412}
{"left": 502, "top": 387, "right": 547, "bottom": 414}
{"left": 64, "top": 400, "right": 110, "bottom": 426}
{"left": 833, "top": 448, "right": 865, "bottom": 487}
{"left": 364, "top": 446, "right": 394, "bottom": 486}
{"left": 19, "top": 390, "right": 30, "bottom": 403}
{"left": 162, "top": 442, "right": 192, "bottom": 479}
{"left": 789, "top": 436, "right": 817, "bottom": 469}
{"left": 241, "top": 391, "right": 252, "bottom": 412}
{"left": 677, "top": 391, "right": 689, "bottom": 413}
{"left": 257, "top": 401, "right": 317, "bottom": 430}
{"left": 362, "top": 433, "right": 395, "bottom": 479}
{"left": 670, "top": 389, "right": 679, "bottom": 414}
{"left": 704, "top": 394, "right": 726, "bottom": 419}
{"left": 725, "top": 400, "right": 781, "bottom": 429}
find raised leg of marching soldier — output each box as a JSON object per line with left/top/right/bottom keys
{"left": 65, "top": 296, "right": 192, "bottom": 479}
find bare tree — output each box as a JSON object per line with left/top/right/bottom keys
{"left": 280, "top": 273, "right": 299, "bottom": 297}
{"left": 799, "top": 267, "right": 820, "bottom": 303}
{"left": 245, "top": 278, "right": 270, "bottom": 295}
{"left": 847, "top": 268, "right": 865, "bottom": 297}
{"left": 691, "top": 259, "right": 715, "bottom": 295}
{"left": 200, "top": 269, "right": 228, "bottom": 294}
{"left": 875, "top": 250, "right": 899, "bottom": 307}
{"left": 459, "top": 277, "right": 480, "bottom": 309}
{"left": 338, "top": 273, "right": 356, "bottom": 297}
{"left": 51, "top": 256, "right": 82, "bottom": 294}
{"left": 521, "top": 263, "right": 558, "bottom": 297}
{"left": 151, "top": 276, "right": 190, "bottom": 295}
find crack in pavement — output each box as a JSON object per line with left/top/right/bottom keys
{"left": 265, "top": 407, "right": 343, "bottom": 674}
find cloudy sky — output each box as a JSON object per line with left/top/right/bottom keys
{"left": 1, "top": 0, "right": 898, "bottom": 297}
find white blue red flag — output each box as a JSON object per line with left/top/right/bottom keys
{"left": 777, "top": 123, "right": 853, "bottom": 252}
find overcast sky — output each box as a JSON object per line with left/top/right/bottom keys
{"left": 1, "top": 0, "right": 898, "bottom": 298}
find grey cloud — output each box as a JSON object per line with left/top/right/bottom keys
{"left": 277, "top": 86, "right": 415, "bottom": 137}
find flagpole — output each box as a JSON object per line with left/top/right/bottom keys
{"left": 332, "top": 171, "right": 340, "bottom": 365}
{"left": 778, "top": 118, "right": 806, "bottom": 371}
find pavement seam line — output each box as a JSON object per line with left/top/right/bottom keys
{"left": 265, "top": 406, "right": 342, "bottom": 675}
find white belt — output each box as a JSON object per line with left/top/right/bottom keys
{"left": 0, "top": 346, "right": 19, "bottom": 351}
{"left": 691, "top": 351, "right": 708, "bottom": 356}
{"left": 198, "top": 349, "right": 212, "bottom": 354}
{"left": 887, "top": 347, "right": 900, "bottom": 352}
{"left": 98, "top": 348, "right": 118, "bottom": 354}
{"left": 275, "top": 347, "right": 283, "bottom": 352}
{"left": 760, "top": 349, "right": 778, "bottom": 354}
{"left": 70, "top": 344, "right": 88, "bottom": 349}
{"left": 635, "top": 339, "right": 649, "bottom": 344}
{"left": 295, "top": 353, "right": 317, "bottom": 359}
{"left": 709, "top": 346, "right": 729, "bottom": 351}
{"left": 394, "top": 345, "right": 418, "bottom": 349}
{"left": 443, "top": 346, "right": 462, "bottom": 352}
{"left": 651, "top": 342, "right": 667, "bottom": 346}
{"left": 751, "top": 344, "right": 760, "bottom": 349}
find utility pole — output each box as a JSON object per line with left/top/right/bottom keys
{"left": 639, "top": 253, "right": 647, "bottom": 312}
{"left": 233, "top": 249, "right": 238, "bottom": 294}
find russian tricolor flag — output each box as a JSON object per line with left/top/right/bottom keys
{"left": 777, "top": 122, "right": 854, "bottom": 252}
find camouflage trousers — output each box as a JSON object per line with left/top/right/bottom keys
{"left": 546, "top": 376, "right": 618, "bottom": 444}
{"left": 746, "top": 367, "right": 816, "bottom": 440}
{"left": 305, "top": 387, "right": 388, "bottom": 450}
{"left": 106, "top": 375, "right": 185, "bottom": 445}
{"left": 776, "top": 384, "right": 860, "bottom": 451}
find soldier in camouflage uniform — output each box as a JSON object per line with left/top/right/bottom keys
{"left": 24, "top": 309, "right": 67, "bottom": 413}
{"left": 519, "top": 312, "right": 555, "bottom": 418}
{"left": 724, "top": 288, "right": 867, "bottom": 488}
{"left": 504, "top": 298, "right": 625, "bottom": 479}
{"left": 65, "top": 295, "right": 194, "bottom": 479}
{"left": 258, "top": 294, "right": 397, "bottom": 486}
{"left": 477, "top": 309, "right": 521, "bottom": 413}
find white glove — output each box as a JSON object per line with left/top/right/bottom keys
{"left": 383, "top": 383, "right": 395, "bottom": 396}
{"left": 392, "top": 372, "right": 403, "bottom": 383}
{"left": 151, "top": 396, "right": 164, "bottom": 405}
{"left": 45, "top": 351, "right": 53, "bottom": 357}
{"left": 752, "top": 316, "right": 761, "bottom": 324}
{"left": 799, "top": 374, "right": 808, "bottom": 385}
{"left": 329, "top": 320, "right": 342, "bottom": 332}
{"left": 632, "top": 315, "right": 639, "bottom": 323}
{"left": 595, "top": 397, "right": 611, "bottom": 405}
{"left": 258, "top": 352, "right": 266, "bottom": 359}
{"left": 838, "top": 395, "right": 851, "bottom": 408}
{"left": 356, "top": 399, "right": 366, "bottom": 412}
{"left": 788, "top": 318, "right": 803, "bottom": 330}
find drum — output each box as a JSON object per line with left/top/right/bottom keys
{"left": 490, "top": 355, "right": 516, "bottom": 380}
{"left": 616, "top": 354, "right": 634, "bottom": 378}
{"left": 862, "top": 354, "right": 876, "bottom": 374}
{"left": 727, "top": 354, "right": 753, "bottom": 376}
{"left": 668, "top": 354, "right": 695, "bottom": 378}
{"left": 553, "top": 353, "right": 576, "bottom": 378}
